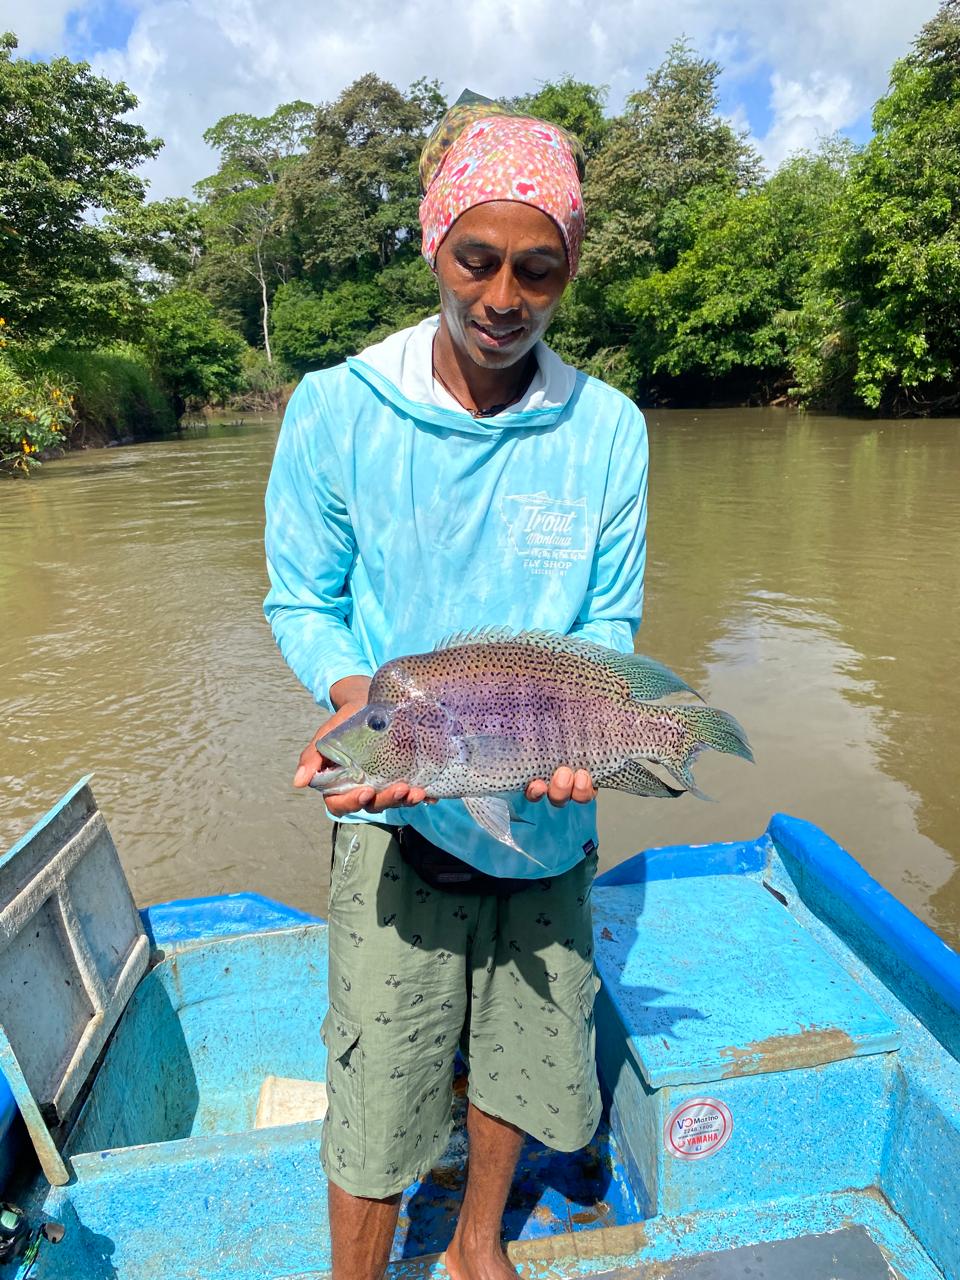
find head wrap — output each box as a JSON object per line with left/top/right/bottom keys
{"left": 419, "top": 92, "right": 586, "bottom": 278}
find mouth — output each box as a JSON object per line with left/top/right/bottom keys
{"left": 318, "top": 738, "right": 353, "bottom": 768}
{"left": 470, "top": 320, "right": 526, "bottom": 350}
{"left": 308, "top": 737, "right": 365, "bottom": 795}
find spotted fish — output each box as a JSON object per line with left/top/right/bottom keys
{"left": 310, "top": 629, "right": 752, "bottom": 855}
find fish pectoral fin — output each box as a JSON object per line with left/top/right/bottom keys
{"left": 462, "top": 797, "right": 550, "bottom": 870}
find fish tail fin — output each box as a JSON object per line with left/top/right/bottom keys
{"left": 674, "top": 705, "right": 754, "bottom": 763}
{"left": 650, "top": 704, "right": 753, "bottom": 799}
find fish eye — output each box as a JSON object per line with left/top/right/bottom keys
{"left": 367, "top": 712, "right": 388, "bottom": 732}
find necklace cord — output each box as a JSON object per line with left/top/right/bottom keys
{"left": 432, "top": 345, "right": 536, "bottom": 418}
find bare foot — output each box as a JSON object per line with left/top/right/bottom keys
{"left": 444, "top": 1233, "right": 519, "bottom": 1280}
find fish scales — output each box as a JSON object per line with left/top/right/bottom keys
{"left": 312, "top": 631, "right": 753, "bottom": 853}
{"left": 372, "top": 641, "right": 687, "bottom": 792}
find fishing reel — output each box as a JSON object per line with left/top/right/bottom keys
{"left": 0, "top": 1202, "right": 63, "bottom": 1270}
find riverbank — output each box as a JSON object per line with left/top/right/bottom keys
{"left": 0, "top": 343, "right": 175, "bottom": 473}
{"left": 0, "top": 335, "right": 298, "bottom": 474}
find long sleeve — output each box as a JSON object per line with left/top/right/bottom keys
{"left": 570, "top": 405, "right": 648, "bottom": 656}
{"left": 263, "top": 376, "right": 373, "bottom": 708}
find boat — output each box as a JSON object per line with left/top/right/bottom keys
{"left": 0, "top": 775, "right": 957, "bottom": 1278}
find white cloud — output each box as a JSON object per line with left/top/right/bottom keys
{"left": 4, "top": 0, "right": 943, "bottom": 197}
{"left": 0, "top": 0, "right": 93, "bottom": 53}
{"left": 757, "top": 71, "right": 862, "bottom": 170}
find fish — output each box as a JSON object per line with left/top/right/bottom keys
{"left": 310, "top": 628, "right": 752, "bottom": 856}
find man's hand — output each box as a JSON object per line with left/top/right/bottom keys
{"left": 292, "top": 674, "right": 432, "bottom": 815}
{"left": 525, "top": 768, "right": 597, "bottom": 807}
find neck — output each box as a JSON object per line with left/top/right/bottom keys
{"left": 433, "top": 318, "right": 536, "bottom": 416}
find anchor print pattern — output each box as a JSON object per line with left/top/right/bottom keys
{"left": 322, "top": 831, "right": 601, "bottom": 1188}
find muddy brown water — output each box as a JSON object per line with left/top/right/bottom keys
{"left": 1, "top": 410, "right": 958, "bottom": 948}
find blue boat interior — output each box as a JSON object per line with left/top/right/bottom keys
{"left": 0, "top": 781, "right": 957, "bottom": 1278}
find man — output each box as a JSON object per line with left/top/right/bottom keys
{"left": 264, "top": 100, "right": 647, "bottom": 1280}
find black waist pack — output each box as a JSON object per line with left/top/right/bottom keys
{"left": 396, "top": 824, "right": 535, "bottom": 897}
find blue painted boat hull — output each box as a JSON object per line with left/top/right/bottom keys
{"left": 0, "top": 801, "right": 956, "bottom": 1279}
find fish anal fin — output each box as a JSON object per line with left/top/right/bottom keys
{"left": 597, "top": 760, "right": 686, "bottom": 798}
{"left": 659, "top": 760, "right": 714, "bottom": 802}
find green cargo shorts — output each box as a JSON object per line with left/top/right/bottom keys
{"left": 321, "top": 821, "right": 601, "bottom": 1199}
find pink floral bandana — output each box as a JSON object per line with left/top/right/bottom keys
{"left": 419, "top": 114, "right": 585, "bottom": 278}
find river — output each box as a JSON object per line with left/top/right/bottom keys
{"left": 1, "top": 410, "right": 958, "bottom": 948}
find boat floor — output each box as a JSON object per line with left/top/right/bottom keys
{"left": 597, "top": 1226, "right": 899, "bottom": 1278}
{"left": 394, "top": 1083, "right": 640, "bottom": 1258}
{"left": 385, "top": 1222, "right": 909, "bottom": 1280}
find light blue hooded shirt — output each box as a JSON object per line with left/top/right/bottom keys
{"left": 264, "top": 315, "right": 648, "bottom": 879}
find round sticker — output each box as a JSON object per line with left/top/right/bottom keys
{"left": 664, "top": 1097, "right": 733, "bottom": 1160}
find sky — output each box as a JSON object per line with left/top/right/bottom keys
{"left": 3, "top": 0, "right": 942, "bottom": 201}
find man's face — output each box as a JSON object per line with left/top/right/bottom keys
{"left": 434, "top": 201, "right": 570, "bottom": 371}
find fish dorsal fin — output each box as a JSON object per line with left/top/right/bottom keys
{"left": 433, "top": 629, "right": 698, "bottom": 701}
{"left": 434, "top": 625, "right": 516, "bottom": 650}
{"left": 605, "top": 651, "right": 700, "bottom": 701}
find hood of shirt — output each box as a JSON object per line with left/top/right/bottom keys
{"left": 346, "top": 314, "right": 579, "bottom": 435}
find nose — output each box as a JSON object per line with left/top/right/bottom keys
{"left": 485, "top": 264, "right": 522, "bottom": 315}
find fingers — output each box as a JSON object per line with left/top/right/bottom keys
{"left": 293, "top": 739, "right": 323, "bottom": 788}
{"left": 364, "top": 783, "right": 410, "bottom": 813}
{"left": 544, "top": 767, "right": 597, "bottom": 807}
{"left": 525, "top": 778, "right": 549, "bottom": 803}
{"left": 572, "top": 769, "right": 597, "bottom": 804}
{"left": 405, "top": 787, "right": 433, "bottom": 806}
{"left": 547, "top": 767, "right": 574, "bottom": 806}
{"left": 321, "top": 783, "right": 435, "bottom": 817}
{"left": 324, "top": 787, "right": 377, "bottom": 816}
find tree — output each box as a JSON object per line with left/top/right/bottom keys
{"left": 543, "top": 40, "right": 764, "bottom": 398}
{"left": 508, "top": 77, "right": 609, "bottom": 157}
{"left": 584, "top": 39, "right": 762, "bottom": 280}
{"left": 106, "top": 196, "right": 204, "bottom": 292}
{"left": 279, "top": 75, "right": 446, "bottom": 284}
{"left": 0, "top": 33, "right": 168, "bottom": 341}
{"left": 793, "top": 0, "right": 960, "bottom": 411}
{"left": 142, "top": 290, "right": 245, "bottom": 418}
{"left": 194, "top": 101, "right": 315, "bottom": 362}
{"left": 623, "top": 145, "right": 851, "bottom": 400}
{"left": 273, "top": 257, "right": 437, "bottom": 374}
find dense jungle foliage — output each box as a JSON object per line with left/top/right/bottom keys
{"left": 2, "top": 2, "right": 959, "bottom": 470}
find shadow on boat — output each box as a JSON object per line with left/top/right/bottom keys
{"left": 388, "top": 845, "right": 708, "bottom": 1257}
{"left": 51, "top": 1201, "right": 119, "bottom": 1279}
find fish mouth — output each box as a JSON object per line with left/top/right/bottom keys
{"left": 317, "top": 738, "right": 354, "bottom": 769}
{"left": 308, "top": 737, "right": 366, "bottom": 794}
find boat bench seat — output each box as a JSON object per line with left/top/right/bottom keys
{"left": 592, "top": 874, "right": 902, "bottom": 1218}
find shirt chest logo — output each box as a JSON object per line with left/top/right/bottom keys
{"left": 500, "top": 491, "right": 589, "bottom": 575}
